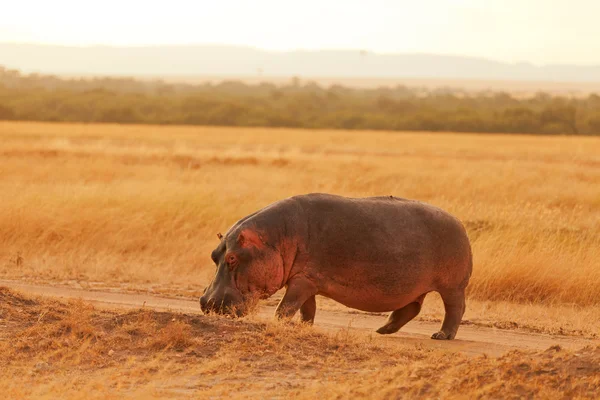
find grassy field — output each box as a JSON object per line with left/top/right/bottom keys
{"left": 1, "top": 121, "right": 600, "bottom": 397}
{"left": 1, "top": 121, "right": 599, "bottom": 305}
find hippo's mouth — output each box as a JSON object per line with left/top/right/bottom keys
{"left": 200, "top": 275, "right": 268, "bottom": 317}
{"left": 200, "top": 286, "right": 262, "bottom": 318}
{"left": 199, "top": 297, "right": 247, "bottom": 317}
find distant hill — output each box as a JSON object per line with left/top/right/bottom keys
{"left": 2, "top": 43, "right": 600, "bottom": 82}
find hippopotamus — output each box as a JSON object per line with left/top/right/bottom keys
{"left": 200, "top": 193, "right": 472, "bottom": 340}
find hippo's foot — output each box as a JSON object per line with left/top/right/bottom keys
{"left": 376, "top": 297, "right": 425, "bottom": 336}
{"left": 433, "top": 288, "right": 466, "bottom": 340}
{"left": 376, "top": 324, "right": 400, "bottom": 335}
{"left": 431, "top": 330, "right": 455, "bottom": 340}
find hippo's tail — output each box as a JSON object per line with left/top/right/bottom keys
{"left": 460, "top": 241, "right": 473, "bottom": 290}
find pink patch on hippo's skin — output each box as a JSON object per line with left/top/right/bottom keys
{"left": 237, "top": 229, "right": 267, "bottom": 249}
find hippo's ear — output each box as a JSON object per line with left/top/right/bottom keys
{"left": 237, "top": 229, "right": 266, "bottom": 249}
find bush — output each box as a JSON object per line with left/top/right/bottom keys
{"left": 0, "top": 66, "right": 599, "bottom": 135}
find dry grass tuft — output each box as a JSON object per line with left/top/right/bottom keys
{"left": 0, "top": 288, "right": 206, "bottom": 368}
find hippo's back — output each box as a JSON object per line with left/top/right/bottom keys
{"left": 291, "top": 193, "right": 468, "bottom": 255}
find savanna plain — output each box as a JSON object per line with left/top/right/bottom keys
{"left": 1, "top": 121, "right": 599, "bottom": 398}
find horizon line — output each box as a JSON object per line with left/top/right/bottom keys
{"left": 2, "top": 41, "right": 593, "bottom": 68}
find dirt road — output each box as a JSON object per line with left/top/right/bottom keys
{"left": 2, "top": 280, "right": 597, "bottom": 357}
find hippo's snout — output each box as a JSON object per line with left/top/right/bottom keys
{"left": 199, "top": 292, "right": 210, "bottom": 311}
{"left": 200, "top": 290, "right": 245, "bottom": 317}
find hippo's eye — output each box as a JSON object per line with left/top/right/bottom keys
{"left": 226, "top": 253, "right": 238, "bottom": 269}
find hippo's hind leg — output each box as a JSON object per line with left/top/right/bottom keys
{"left": 376, "top": 294, "right": 426, "bottom": 335}
{"left": 431, "top": 288, "right": 466, "bottom": 340}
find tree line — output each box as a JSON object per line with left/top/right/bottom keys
{"left": 1, "top": 66, "right": 599, "bottom": 135}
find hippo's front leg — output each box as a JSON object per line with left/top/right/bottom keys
{"left": 275, "top": 276, "right": 318, "bottom": 321}
{"left": 299, "top": 295, "right": 316, "bottom": 324}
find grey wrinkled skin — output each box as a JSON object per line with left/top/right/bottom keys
{"left": 200, "top": 193, "right": 472, "bottom": 340}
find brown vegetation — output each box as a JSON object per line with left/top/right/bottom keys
{"left": 1, "top": 287, "right": 599, "bottom": 399}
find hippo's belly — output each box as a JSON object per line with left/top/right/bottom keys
{"left": 316, "top": 270, "right": 434, "bottom": 313}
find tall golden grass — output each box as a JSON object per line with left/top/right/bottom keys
{"left": 1, "top": 121, "right": 599, "bottom": 306}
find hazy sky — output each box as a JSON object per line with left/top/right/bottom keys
{"left": 2, "top": 0, "right": 599, "bottom": 65}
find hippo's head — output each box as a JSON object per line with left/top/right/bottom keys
{"left": 200, "top": 227, "right": 284, "bottom": 317}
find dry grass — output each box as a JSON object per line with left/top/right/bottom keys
{"left": 1, "top": 121, "right": 599, "bottom": 307}
{"left": 1, "top": 287, "right": 599, "bottom": 399}
{"left": 2, "top": 121, "right": 599, "bottom": 398}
